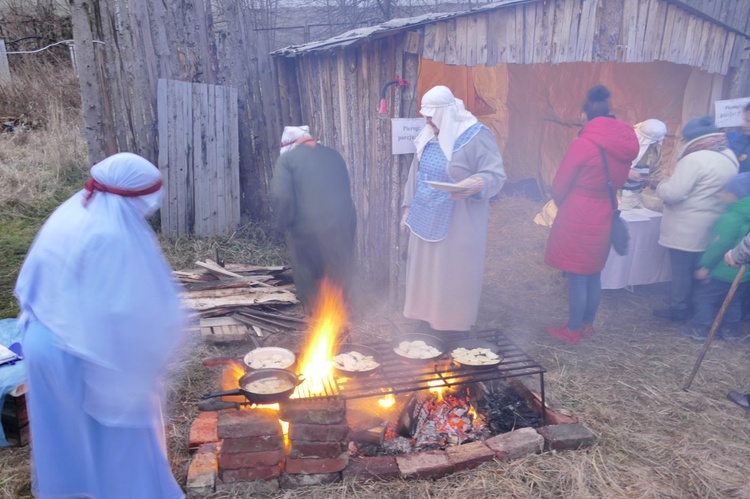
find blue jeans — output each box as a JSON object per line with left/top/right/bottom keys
{"left": 692, "top": 279, "right": 746, "bottom": 330}
{"left": 567, "top": 272, "right": 601, "bottom": 331}
{"left": 669, "top": 249, "right": 702, "bottom": 313}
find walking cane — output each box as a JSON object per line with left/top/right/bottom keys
{"left": 682, "top": 264, "right": 746, "bottom": 391}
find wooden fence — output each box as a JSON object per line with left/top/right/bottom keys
{"left": 158, "top": 79, "right": 240, "bottom": 237}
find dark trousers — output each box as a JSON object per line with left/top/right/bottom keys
{"left": 692, "top": 279, "right": 746, "bottom": 330}
{"left": 567, "top": 272, "right": 601, "bottom": 331}
{"left": 288, "top": 227, "right": 355, "bottom": 315}
{"left": 668, "top": 249, "right": 703, "bottom": 313}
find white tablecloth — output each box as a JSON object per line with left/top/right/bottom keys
{"left": 601, "top": 208, "right": 671, "bottom": 290}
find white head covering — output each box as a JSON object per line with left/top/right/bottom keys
{"left": 414, "top": 85, "right": 478, "bottom": 160}
{"left": 15, "top": 152, "right": 185, "bottom": 426}
{"left": 631, "top": 119, "right": 667, "bottom": 167}
{"left": 280, "top": 126, "right": 312, "bottom": 155}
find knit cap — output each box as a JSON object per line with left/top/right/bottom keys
{"left": 681, "top": 115, "right": 718, "bottom": 141}
{"left": 724, "top": 172, "right": 750, "bottom": 200}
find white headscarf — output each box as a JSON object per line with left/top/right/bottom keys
{"left": 414, "top": 85, "right": 478, "bottom": 161}
{"left": 15, "top": 153, "right": 185, "bottom": 427}
{"left": 632, "top": 119, "right": 667, "bottom": 167}
{"left": 280, "top": 126, "right": 312, "bottom": 155}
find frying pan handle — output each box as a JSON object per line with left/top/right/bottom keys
{"left": 295, "top": 375, "right": 306, "bottom": 387}
{"left": 202, "top": 357, "right": 241, "bottom": 367}
{"left": 201, "top": 389, "right": 243, "bottom": 400}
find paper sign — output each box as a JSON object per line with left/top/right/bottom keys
{"left": 391, "top": 118, "right": 426, "bottom": 155}
{"left": 715, "top": 97, "right": 750, "bottom": 128}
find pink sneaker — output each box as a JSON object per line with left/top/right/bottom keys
{"left": 546, "top": 324, "right": 581, "bottom": 344}
{"left": 581, "top": 323, "right": 596, "bottom": 338}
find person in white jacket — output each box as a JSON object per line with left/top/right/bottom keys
{"left": 653, "top": 115, "right": 739, "bottom": 321}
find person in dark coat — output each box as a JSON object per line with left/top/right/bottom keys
{"left": 545, "top": 86, "right": 639, "bottom": 344}
{"left": 270, "top": 126, "right": 357, "bottom": 314}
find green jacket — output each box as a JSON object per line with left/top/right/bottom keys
{"left": 700, "top": 196, "right": 750, "bottom": 282}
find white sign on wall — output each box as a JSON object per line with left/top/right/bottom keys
{"left": 391, "top": 118, "right": 426, "bottom": 155}
{"left": 715, "top": 97, "right": 750, "bottom": 128}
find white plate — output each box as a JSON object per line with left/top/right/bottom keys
{"left": 425, "top": 180, "right": 468, "bottom": 192}
{"left": 244, "top": 347, "right": 296, "bottom": 370}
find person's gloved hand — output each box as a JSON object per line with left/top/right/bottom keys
{"left": 400, "top": 207, "right": 410, "bottom": 233}
{"left": 725, "top": 250, "right": 739, "bottom": 267}
{"left": 451, "top": 176, "right": 485, "bottom": 200}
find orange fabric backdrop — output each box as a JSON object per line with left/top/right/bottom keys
{"left": 418, "top": 59, "right": 718, "bottom": 189}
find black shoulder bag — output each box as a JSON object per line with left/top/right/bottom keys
{"left": 600, "top": 148, "right": 629, "bottom": 256}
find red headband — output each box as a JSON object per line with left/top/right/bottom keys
{"left": 83, "top": 177, "right": 163, "bottom": 206}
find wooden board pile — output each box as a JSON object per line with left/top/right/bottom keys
{"left": 176, "top": 259, "right": 306, "bottom": 342}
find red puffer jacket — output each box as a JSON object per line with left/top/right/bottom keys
{"left": 544, "top": 117, "right": 639, "bottom": 274}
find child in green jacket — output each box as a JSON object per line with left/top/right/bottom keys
{"left": 682, "top": 172, "right": 750, "bottom": 341}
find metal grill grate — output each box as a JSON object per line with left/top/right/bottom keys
{"left": 288, "top": 373, "right": 340, "bottom": 401}
{"left": 332, "top": 329, "right": 546, "bottom": 401}
{"left": 285, "top": 329, "right": 547, "bottom": 423}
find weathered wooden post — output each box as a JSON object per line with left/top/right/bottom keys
{"left": 0, "top": 40, "right": 10, "bottom": 85}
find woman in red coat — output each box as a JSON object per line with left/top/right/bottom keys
{"left": 545, "top": 86, "right": 639, "bottom": 343}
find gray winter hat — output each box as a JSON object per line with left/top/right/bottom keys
{"left": 681, "top": 115, "right": 718, "bottom": 141}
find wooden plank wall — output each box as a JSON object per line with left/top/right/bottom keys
{"left": 682, "top": 0, "right": 750, "bottom": 35}
{"left": 158, "top": 79, "right": 240, "bottom": 237}
{"left": 418, "top": 0, "right": 743, "bottom": 75}
{"left": 216, "top": 0, "right": 282, "bottom": 219}
{"left": 285, "top": 34, "right": 410, "bottom": 287}
{"left": 71, "top": 0, "right": 217, "bottom": 166}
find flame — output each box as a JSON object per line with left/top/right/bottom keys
{"left": 227, "top": 361, "right": 246, "bottom": 385}
{"left": 292, "top": 277, "right": 348, "bottom": 397}
{"left": 428, "top": 378, "right": 447, "bottom": 400}
{"left": 378, "top": 394, "right": 396, "bottom": 409}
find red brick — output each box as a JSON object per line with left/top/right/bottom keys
{"left": 289, "top": 422, "right": 349, "bottom": 442}
{"left": 289, "top": 440, "right": 345, "bottom": 459}
{"left": 536, "top": 423, "right": 596, "bottom": 451}
{"left": 218, "top": 409, "right": 281, "bottom": 438}
{"left": 189, "top": 412, "right": 219, "bottom": 451}
{"left": 342, "top": 456, "right": 400, "bottom": 481}
{"left": 221, "top": 466, "right": 281, "bottom": 483}
{"left": 396, "top": 450, "right": 454, "bottom": 479}
{"left": 279, "top": 472, "right": 340, "bottom": 489}
{"left": 485, "top": 427, "right": 544, "bottom": 461}
{"left": 284, "top": 453, "right": 349, "bottom": 474}
{"left": 279, "top": 399, "right": 346, "bottom": 425}
{"left": 221, "top": 434, "right": 283, "bottom": 454}
{"left": 445, "top": 441, "right": 495, "bottom": 471}
{"left": 219, "top": 449, "right": 285, "bottom": 469}
{"left": 508, "top": 377, "right": 578, "bottom": 425}
{"left": 186, "top": 450, "right": 217, "bottom": 494}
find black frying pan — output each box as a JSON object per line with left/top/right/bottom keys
{"left": 201, "top": 368, "right": 303, "bottom": 404}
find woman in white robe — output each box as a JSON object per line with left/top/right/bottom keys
{"left": 401, "top": 86, "right": 506, "bottom": 333}
{"left": 15, "top": 153, "right": 185, "bottom": 499}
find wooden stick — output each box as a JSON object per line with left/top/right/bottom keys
{"left": 683, "top": 265, "right": 746, "bottom": 391}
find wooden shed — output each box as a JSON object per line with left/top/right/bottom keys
{"left": 271, "top": 0, "right": 750, "bottom": 302}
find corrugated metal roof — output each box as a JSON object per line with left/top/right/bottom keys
{"left": 271, "top": 0, "right": 538, "bottom": 57}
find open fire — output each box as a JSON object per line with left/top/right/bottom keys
{"left": 291, "top": 277, "right": 348, "bottom": 398}
{"left": 217, "top": 276, "right": 545, "bottom": 461}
